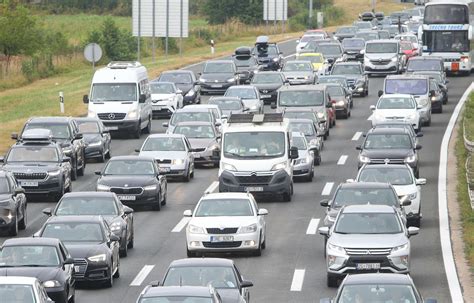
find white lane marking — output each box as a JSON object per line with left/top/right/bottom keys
{"left": 337, "top": 155, "right": 348, "bottom": 165}
{"left": 130, "top": 265, "right": 155, "bottom": 286}
{"left": 306, "top": 218, "right": 320, "bottom": 235}
{"left": 172, "top": 217, "right": 191, "bottom": 233}
{"left": 352, "top": 131, "right": 363, "bottom": 141}
{"left": 290, "top": 269, "right": 306, "bottom": 291}
{"left": 321, "top": 182, "right": 334, "bottom": 196}
{"left": 438, "top": 82, "right": 473, "bottom": 302}
{"left": 205, "top": 181, "right": 219, "bottom": 194}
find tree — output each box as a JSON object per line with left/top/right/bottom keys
{"left": 203, "top": 0, "right": 262, "bottom": 25}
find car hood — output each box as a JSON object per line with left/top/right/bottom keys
{"left": 201, "top": 73, "right": 234, "bottom": 81}
{"left": 252, "top": 83, "right": 282, "bottom": 91}
{"left": 83, "top": 134, "right": 102, "bottom": 144}
{"left": 365, "top": 53, "right": 397, "bottom": 60}
{"left": 330, "top": 232, "right": 407, "bottom": 248}
{"left": 63, "top": 242, "right": 107, "bottom": 259}
{"left": 215, "top": 288, "right": 243, "bottom": 303}
{"left": 190, "top": 216, "right": 257, "bottom": 228}
{"left": 392, "top": 184, "right": 417, "bottom": 197}
{"left": 174, "top": 83, "right": 193, "bottom": 94}
{"left": 151, "top": 93, "right": 174, "bottom": 101}
{"left": 0, "top": 267, "right": 61, "bottom": 282}
{"left": 188, "top": 138, "right": 216, "bottom": 149}
{"left": 139, "top": 151, "right": 188, "bottom": 160}
{"left": 374, "top": 109, "right": 416, "bottom": 118}
{"left": 3, "top": 163, "right": 60, "bottom": 173}
{"left": 98, "top": 175, "right": 157, "bottom": 187}
{"left": 361, "top": 149, "right": 413, "bottom": 159}
{"left": 282, "top": 71, "right": 313, "bottom": 78}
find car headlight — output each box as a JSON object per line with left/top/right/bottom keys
{"left": 222, "top": 162, "right": 237, "bottom": 171}
{"left": 336, "top": 100, "right": 345, "bottom": 106}
{"left": 110, "top": 221, "right": 122, "bottom": 232}
{"left": 144, "top": 184, "right": 158, "bottom": 191}
{"left": 227, "top": 77, "right": 237, "bottom": 83}
{"left": 239, "top": 223, "right": 258, "bottom": 233}
{"left": 172, "top": 159, "right": 185, "bottom": 165}
{"left": 407, "top": 113, "right": 416, "bottom": 120}
{"left": 127, "top": 109, "right": 139, "bottom": 119}
{"left": 185, "top": 89, "right": 195, "bottom": 97}
{"left": 273, "top": 57, "right": 279, "bottom": 62}
{"left": 88, "top": 254, "right": 106, "bottom": 263}
{"left": 87, "top": 109, "right": 97, "bottom": 117}
{"left": 207, "top": 144, "right": 219, "bottom": 151}
{"left": 359, "top": 155, "right": 370, "bottom": 163}
{"left": 405, "top": 155, "right": 416, "bottom": 163}
{"left": 391, "top": 243, "right": 409, "bottom": 253}
{"left": 294, "top": 158, "right": 306, "bottom": 165}
{"left": 303, "top": 76, "right": 310, "bottom": 80}
{"left": 416, "top": 98, "right": 428, "bottom": 107}
{"left": 327, "top": 243, "right": 345, "bottom": 253}
{"left": 97, "top": 184, "right": 110, "bottom": 191}
{"left": 407, "top": 192, "right": 417, "bottom": 200}
{"left": 271, "top": 161, "right": 287, "bottom": 171}
{"left": 48, "top": 170, "right": 61, "bottom": 176}
{"left": 43, "top": 280, "right": 61, "bottom": 288}
{"left": 199, "top": 78, "right": 207, "bottom": 83}
{"left": 317, "top": 112, "right": 325, "bottom": 119}
{"left": 88, "top": 141, "right": 102, "bottom": 147}
{"left": 188, "top": 224, "right": 205, "bottom": 234}
{"left": 391, "top": 56, "right": 398, "bottom": 62}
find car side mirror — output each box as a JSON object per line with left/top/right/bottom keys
{"left": 257, "top": 208, "right": 268, "bottom": 216}
{"left": 356, "top": 145, "right": 362, "bottom": 150}
{"left": 135, "top": 148, "right": 140, "bottom": 153}
{"left": 110, "top": 234, "right": 120, "bottom": 242}
{"left": 407, "top": 226, "right": 419, "bottom": 237}
{"left": 124, "top": 206, "right": 134, "bottom": 215}
{"left": 416, "top": 178, "right": 426, "bottom": 185}
{"left": 64, "top": 257, "right": 74, "bottom": 265}
{"left": 400, "top": 196, "right": 412, "bottom": 206}
{"left": 370, "top": 105, "right": 376, "bottom": 111}
{"left": 11, "top": 133, "right": 18, "bottom": 140}
{"left": 241, "top": 280, "right": 254, "bottom": 288}
{"left": 14, "top": 187, "right": 25, "bottom": 195}
{"left": 42, "top": 208, "right": 52, "bottom": 216}
{"left": 95, "top": 171, "right": 102, "bottom": 176}
{"left": 318, "top": 226, "right": 330, "bottom": 236}
{"left": 162, "top": 122, "right": 169, "bottom": 128}
{"left": 416, "top": 132, "right": 423, "bottom": 137}
{"left": 183, "top": 209, "right": 192, "bottom": 217}
{"left": 378, "top": 90, "right": 383, "bottom": 97}
{"left": 83, "top": 94, "right": 89, "bottom": 104}
{"left": 74, "top": 133, "right": 83, "bottom": 140}
{"left": 415, "top": 144, "right": 422, "bottom": 150}
{"left": 320, "top": 199, "right": 329, "bottom": 207}
{"left": 139, "top": 94, "right": 147, "bottom": 103}
{"left": 176, "top": 89, "right": 183, "bottom": 95}
{"left": 63, "top": 156, "right": 71, "bottom": 163}
{"left": 271, "top": 104, "right": 277, "bottom": 109}
{"left": 289, "top": 146, "right": 299, "bottom": 159}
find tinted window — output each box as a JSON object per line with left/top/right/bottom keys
{"left": 385, "top": 79, "right": 427, "bottom": 95}
{"left": 42, "top": 223, "right": 105, "bottom": 242}
{"left": 359, "top": 167, "right": 413, "bottom": 185}
{"left": 333, "top": 188, "right": 399, "bottom": 207}
{"left": 335, "top": 212, "right": 402, "bottom": 234}
{"left": 195, "top": 198, "right": 254, "bottom": 217}
{"left": 366, "top": 43, "right": 398, "bottom": 53}
{"left": 163, "top": 266, "right": 238, "bottom": 289}
{"left": 364, "top": 134, "right": 413, "bottom": 149}
{"left": 142, "top": 137, "right": 185, "bottom": 151}
{"left": 104, "top": 160, "right": 155, "bottom": 175}
{"left": 279, "top": 90, "right": 324, "bottom": 107}
{"left": 7, "top": 147, "right": 59, "bottom": 162}
{"left": 0, "top": 245, "right": 60, "bottom": 266}
{"left": 56, "top": 196, "right": 118, "bottom": 216}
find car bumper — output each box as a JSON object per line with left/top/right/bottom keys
{"left": 158, "top": 163, "right": 188, "bottom": 177}
{"left": 17, "top": 179, "right": 63, "bottom": 195}
{"left": 327, "top": 255, "right": 409, "bottom": 276}
{"left": 187, "top": 232, "right": 260, "bottom": 252}
{"left": 364, "top": 62, "right": 398, "bottom": 74}
{"left": 219, "top": 169, "right": 291, "bottom": 196}
{"left": 74, "top": 262, "right": 111, "bottom": 282}
{"left": 102, "top": 119, "right": 140, "bottom": 132}
{"left": 200, "top": 82, "right": 236, "bottom": 93}
{"left": 84, "top": 145, "right": 104, "bottom": 159}
{"left": 293, "top": 163, "right": 313, "bottom": 178}
{"left": 99, "top": 188, "right": 160, "bottom": 206}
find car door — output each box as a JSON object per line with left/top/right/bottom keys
{"left": 104, "top": 221, "right": 120, "bottom": 270}
{"left": 59, "top": 242, "right": 75, "bottom": 289}
{"left": 139, "top": 79, "right": 152, "bottom": 124}
{"left": 117, "top": 198, "right": 133, "bottom": 242}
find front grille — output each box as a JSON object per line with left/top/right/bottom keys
{"left": 236, "top": 175, "right": 272, "bottom": 185}
{"left": 193, "top": 148, "right": 206, "bottom": 152}
{"left": 155, "top": 159, "right": 172, "bottom": 164}
{"left": 370, "top": 158, "right": 405, "bottom": 164}
{"left": 98, "top": 113, "right": 126, "bottom": 121}
{"left": 385, "top": 116, "right": 405, "bottom": 120}
{"left": 370, "top": 60, "right": 391, "bottom": 65}
{"left": 13, "top": 172, "right": 47, "bottom": 180}
{"left": 73, "top": 259, "right": 88, "bottom": 278}
{"left": 345, "top": 248, "right": 392, "bottom": 255}
{"left": 206, "top": 228, "right": 239, "bottom": 234}
{"left": 202, "top": 241, "right": 242, "bottom": 248}
{"left": 110, "top": 187, "right": 143, "bottom": 195}
{"left": 347, "top": 79, "right": 355, "bottom": 85}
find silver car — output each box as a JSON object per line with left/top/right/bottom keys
{"left": 290, "top": 132, "right": 315, "bottom": 182}
{"left": 319, "top": 204, "right": 419, "bottom": 287}
{"left": 224, "top": 85, "right": 263, "bottom": 114}
{"left": 282, "top": 60, "right": 316, "bottom": 85}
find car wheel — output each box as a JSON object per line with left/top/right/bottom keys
{"left": 443, "top": 95, "right": 448, "bottom": 104}
{"left": 127, "top": 226, "right": 134, "bottom": 249}
{"left": 152, "top": 194, "right": 161, "bottom": 211}
{"left": 77, "top": 161, "right": 84, "bottom": 177}
{"left": 99, "top": 150, "right": 106, "bottom": 163}
{"left": 424, "top": 115, "right": 431, "bottom": 127}
{"left": 282, "top": 185, "right": 292, "bottom": 202}
{"left": 325, "top": 128, "right": 329, "bottom": 140}
{"left": 106, "top": 147, "right": 112, "bottom": 159}
{"left": 161, "top": 191, "right": 167, "bottom": 206}
{"left": 306, "top": 170, "right": 313, "bottom": 182}
{"left": 54, "top": 185, "right": 65, "bottom": 202}
{"left": 71, "top": 159, "right": 77, "bottom": 181}
{"left": 120, "top": 236, "right": 128, "bottom": 257}
{"left": 113, "top": 259, "right": 120, "bottom": 278}
{"left": 187, "top": 247, "right": 197, "bottom": 257}
{"left": 190, "top": 166, "right": 195, "bottom": 179}
{"left": 327, "top": 273, "right": 338, "bottom": 288}
{"left": 183, "top": 167, "right": 191, "bottom": 182}
{"left": 253, "top": 234, "right": 262, "bottom": 256}
{"left": 144, "top": 116, "right": 152, "bottom": 134}
{"left": 18, "top": 207, "right": 26, "bottom": 230}
{"left": 133, "top": 122, "right": 141, "bottom": 139}
{"left": 261, "top": 233, "right": 266, "bottom": 249}
{"left": 9, "top": 213, "right": 18, "bottom": 236}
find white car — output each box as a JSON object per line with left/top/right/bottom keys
{"left": 0, "top": 276, "right": 54, "bottom": 303}
{"left": 184, "top": 192, "right": 268, "bottom": 257}
{"left": 355, "top": 163, "right": 426, "bottom": 227}
{"left": 371, "top": 94, "right": 421, "bottom": 131}
{"left": 150, "top": 81, "right": 184, "bottom": 117}
{"left": 296, "top": 34, "right": 326, "bottom": 54}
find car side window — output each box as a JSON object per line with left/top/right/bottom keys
{"left": 233, "top": 265, "right": 244, "bottom": 283}
{"left": 59, "top": 243, "right": 69, "bottom": 260}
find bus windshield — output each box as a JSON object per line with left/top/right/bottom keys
{"left": 424, "top": 4, "right": 469, "bottom": 24}
{"left": 423, "top": 31, "right": 469, "bottom": 53}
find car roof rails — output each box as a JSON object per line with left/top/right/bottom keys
{"left": 227, "top": 113, "right": 284, "bottom": 124}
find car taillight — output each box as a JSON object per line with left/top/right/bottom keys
{"left": 461, "top": 56, "right": 469, "bottom": 63}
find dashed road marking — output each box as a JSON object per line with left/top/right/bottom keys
{"left": 205, "top": 181, "right": 219, "bottom": 193}
{"left": 306, "top": 218, "right": 320, "bottom": 235}
{"left": 321, "top": 182, "right": 334, "bottom": 196}
{"left": 172, "top": 217, "right": 191, "bottom": 233}
{"left": 130, "top": 265, "right": 155, "bottom": 286}
{"left": 337, "top": 155, "right": 348, "bottom": 165}
{"left": 352, "top": 131, "right": 363, "bottom": 141}
{"left": 290, "top": 269, "right": 306, "bottom": 291}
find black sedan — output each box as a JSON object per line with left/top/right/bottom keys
{"left": 75, "top": 117, "right": 112, "bottom": 162}
{"left": 42, "top": 191, "right": 134, "bottom": 257}
{"left": 0, "top": 170, "right": 27, "bottom": 235}
{"left": 198, "top": 60, "right": 239, "bottom": 95}
{"left": 37, "top": 216, "right": 120, "bottom": 288}
{"left": 96, "top": 156, "right": 168, "bottom": 211}
{"left": 0, "top": 237, "right": 76, "bottom": 303}
{"left": 250, "top": 71, "right": 286, "bottom": 104}
{"left": 155, "top": 70, "right": 201, "bottom": 105}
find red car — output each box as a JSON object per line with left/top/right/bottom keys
{"left": 400, "top": 40, "right": 418, "bottom": 58}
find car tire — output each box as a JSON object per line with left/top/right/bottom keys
{"left": 152, "top": 194, "right": 161, "bottom": 211}
{"left": 99, "top": 151, "right": 106, "bottom": 163}
{"left": 424, "top": 115, "right": 431, "bottom": 127}
{"left": 120, "top": 237, "right": 128, "bottom": 257}
{"left": 183, "top": 167, "right": 191, "bottom": 182}
{"left": 306, "top": 170, "right": 313, "bottom": 182}
{"left": 190, "top": 166, "right": 194, "bottom": 179}
{"left": 161, "top": 191, "right": 167, "bottom": 206}
{"left": 282, "top": 184, "right": 292, "bottom": 202}
{"left": 133, "top": 122, "right": 141, "bottom": 139}
{"left": 54, "top": 185, "right": 65, "bottom": 202}
{"left": 71, "top": 159, "right": 77, "bottom": 181}
{"left": 113, "top": 259, "right": 120, "bottom": 278}
{"left": 9, "top": 213, "right": 18, "bottom": 236}
{"left": 68, "top": 288, "right": 75, "bottom": 303}
{"left": 77, "top": 160, "right": 84, "bottom": 177}
{"left": 66, "top": 179, "right": 72, "bottom": 193}
{"left": 128, "top": 226, "right": 134, "bottom": 249}
{"left": 18, "top": 207, "right": 26, "bottom": 230}
{"left": 314, "top": 154, "right": 321, "bottom": 166}
{"left": 106, "top": 148, "right": 112, "bottom": 159}
{"left": 187, "top": 247, "right": 197, "bottom": 258}
{"left": 144, "top": 116, "right": 152, "bottom": 134}
{"left": 327, "top": 273, "right": 338, "bottom": 288}
{"left": 253, "top": 235, "right": 262, "bottom": 257}
{"left": 443, "top": 95, "right": 448, "bottom": 104}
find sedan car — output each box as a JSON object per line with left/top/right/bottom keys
{"left": 295, "top": 52, "right": 329, "bottom": 76}
{"left": 224, "top": 85, "right": 263, "bottom": 114}
{"left": 342, "top": 38, "right": 366, "bottom": 62}
{"left": 164, "top": 107, "right": 218, "bottom": 134}
{"left": 282, "top": 60, "right": 316, "bottom": 85}
{"left": 209, "top": 97, "right": 248, "bottom": 117}
{"left": 160, "top": 258, "right": 253, "bottom": 303}
{"left": 356, "top": 164, "right": 426, "bottom": 227}
{"left": 96, "top": 156, "right": 168, "bottom": 211}
{"left": 333, "top": 26, "right": 357, "bottom": 41}
{"left": 199, "top": 60, "right": 239, "bottom": 95}
{"left": 149, "top": 81, "right": 184, "bottom": 118}
{"left": 283, "top": 108, "right": 327, "bottom": 142}
{"left": 326, "top": 83, "right": 352, "bottom": 119}
{"left": 0, "top": 170, "right": 27, "bottom": 236}
{"left": 0, "top": 276, "right": 55, "bottom": 303}
{"left": 370, "top": 94, "right": 421, "bottom": 132}
{"left": 138, "top": 134, "right": 195, "bottom": 181}
{"left": 319, "top": 205, "right": 419, "bottom": 287}
{"left": 155, "top": 70, "right": 201, "bottom": 105}
{"left": 75, "top": 117, "right": 112, "bottom": 162}
{"left": 288, "top": 119, "right": 322, "bottom": 165}
{"left": 250, "top": 71, "right": 285, "bottom": 104}
{"left": 232, "top": 48, "right": 260, "bottom": 84}
{"left": 184, "top": 192, "right": 267, "bottom": 257}
{"left": 330, "top": 62, "right": 368, "bottom": 97}
{"left": 37, "top": 216, "right": 120, "bottom": 288}
{"left": 0, "top": 237, "right": 75, "bottom": 303}
{"left": 42, "top": 192, "right": 135, "bottom": 257}
{"left": 290, "top": 132, "right": 315, "bottom": 181}
{"left": 137, "top": 285, "right": 223, "bottom": 303}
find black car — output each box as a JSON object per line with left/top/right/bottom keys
{"left": 316, "top": 43, "right": 344, "bottom": 70}
{"left": 137, "top": 285, "right": 223, "bottom": 303}
{"left": 330, "top": 62, "right": 369, "bottom": 97}
{"left": 0, "top": 237, "right": 76, "bottom": 303}
{"left": 160, "top": 258, "right": 253, "bottom": 303}
{"left": 252, "top": 36, "right": 283, "bottom": 71}
{"left": 198, "top": 60, "right": 239, "bottom": 95}
{"left": 325, "top": 83, "right": 353, "bottom": 119}
{"left": 359, "top": 11, "right": 376, "bottom": 21}
{"left": 357, "top": 128, "right": 422, "bottom": 177}
{"left": 42, "top": 191, "right": 134, "bottom": 257}
{"left": 75, "top": 117, "right": 112, "bottom": 162}
{"left": 250, "top": 71, "right": 285, "bottom": 104}
{"left": 0, "top": 170, "right": 27, "bottom": 235}
{"left": 96, "top": 155, "right": 168, "bottom": 211}
{"left": 156, "top": 70, "right": 201, "bottom": 105}
{"left": 1, "top": 129, "right": 72, "bottom": 202}
{"left": 14, "top": 117, "right": 85, "bottom": 180}
{"left": 375, "top": 12, "right": 385, "bottom": 21}
{"left": 333, "top": 26, "right": 358, "bottom": 41}
{"left": 233, "top": 47, "right": 260, "bottom": 84}
{"left": 37, "top": 216, "right": 120, "bottom": 288}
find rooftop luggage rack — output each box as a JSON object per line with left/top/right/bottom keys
{"left": 107, "top": 61, "right": 142, "bottom": 69}
{"left": 17, "top": 129, "right": 54, "bottom": 143}
{"left": 227, "top": 113, "right": 284, "bottom": 124}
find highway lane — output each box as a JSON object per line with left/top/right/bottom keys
{"left": 1, "top": 35, "right": 472, "bottom": 302}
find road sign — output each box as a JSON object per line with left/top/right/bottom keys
{"left": 263, "top": 0, "right": 288, "bottom": 21}
{"left": 83, "top": 43, "right": 102, "bottom": 70}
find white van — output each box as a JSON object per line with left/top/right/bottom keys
{"left": 83, "top": 61, "right": 153, "bottom": 138}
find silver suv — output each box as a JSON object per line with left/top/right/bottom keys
{"left": 364, "top": 40, "right": 404, "bottom": 75}
{"left": 319, "top": 204, "right": 419, "bottom": 287}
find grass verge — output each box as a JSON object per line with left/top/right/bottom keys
{"left": 334, "top": 0, "right": 413, "bottom": 22}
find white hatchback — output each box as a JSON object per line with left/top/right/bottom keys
{"left": 371, "top": 94, "right": 421, "bottom": 131}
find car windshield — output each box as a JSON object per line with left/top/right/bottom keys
{"left": 142, "top": 137, "right": 185, "bottom": 151}
{"left": 174, "top": 125, "right": 215, "bottom": 139}
{"left": 407, "top": 60, "right": 442, "bottom": 72}
{"left": 251, "top": 73, "right": 283, "bottom": 84}
{"left": 377, "top": 97, "right": 416, "bottom": 109}
{"left": 42, "top": 222, "right": 105, "bottom": 242}
{"left": 91, "top": 83, "right": 137, "bottom": 102}
{"left": 354, "top": 22, "right": 372, "bottom": 30}
{"left": 337, "top": 27, "right": 357, "bottom": 34}
{"left": 291, "top": 136, "right": 307, "bottom": 150}
{"left": 195, "top": 198, "right": 254, "bottom": 217}
{"left": 104, "top": 160, "right": 155, "bottom": 175}
{"left": 7, "top": 147, "right": 59, "bottom": 162}
{"left": 253, "top": 44, "right": 279, "bottom": 56}
{"left": 77, "top": 121, "right": 100, "bottom": 134}
{"left": 163, "top": 266, "right": 238, "bottom": 289}
{"left": 150, "top": 83, "right": 175, "bottom": 94}
{"left": 171, "top": 112, "right": 212, "bottom": 126}
{"left": 364, "top": 134, "right": 413, "bottom": 149}
{"left": 0, "top": 285, "right": 35, "bottom": 303}
{"left": 139, "top": 297, "right": 212, "bottom": 303}
{"left": 159, "top": 73, "right": 192, "bottom": 84}
{"left": 366, "top": 43, "right": 398, "bottom": 53}
{"left": 332, "top": 65, "right": 361, "bottom": 75}
{"left": 282, "top": 62, "right": 313, "bottom": 72}
{"left": 318, "top": 77, "right": 347, "bottom": 87}
{"left": 327, "top": 86, "right": 345, "bottom": 97}
{"left": 385, "top": 79, "right": 427, "bottom": 95}
{"left": 298, "top": 55, "right": 324, "bottom": 64}
{"left": 284, "top": 112, "right": 317, "bottom": 123}
{"left": 339, "top": 284, "right": 417, "bottom": 302}
{"left": 0, "top": 178, "right": 10, "bottom": 194}
{"left": 55, "top": 196, "right": 118, "bottom": 216}
{"left": 289, "top": 122, "right": 315, "bottom": 136}
{"left": 342, "top": 39, "right": 365, "bottom": 48}
{"left": 279, "top": 90, "right": 324, "bottom": 107}
{"left": 204, "top": 62, "right": 234, "bottom": 73}
{"left": 359, "top": 167, "right": 413, "bottom": 185}
{"left": 400, "top": 42, "right": 414, "bottom": 51}
{"left": 24, "top": 123, "right": 70, "bottom": 139}
{"left": 333, "top": 188, "right": 399, "bottom": 207}
{"left": 224, "top": 132, "right": 285, "bottom": 158}
{"left": 335, "top": 212, "right": 402, "bottom": 234}
{"left": 0, "top": 245, "right": 60, "bottom": 267}
{"left": 210, "top": 100, "right": 242, "bottom": 110}
{"left": 233, "top": 56, "right": 257, "bottom": 67}
{"left": 225, "top": 88, "right": 257, "bottom": 99}
{"left": 318, "top": 45, "right": 342, "bottom": 56}
{"left": 355, "top": 32, "right": 379, "bottom": 41}
{"left": 423, "top": 30, "right": 469, "bottom": 53}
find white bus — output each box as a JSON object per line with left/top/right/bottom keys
{"left": 419, "top": 0, "right": 474, "bottom": 74}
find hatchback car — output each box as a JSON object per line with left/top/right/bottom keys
{"left": 75, "top": 117, "right": 112, "bottom": 162}
{"left": 283, "top": 108, "right": 327, "bottom": 141}
{"left": 296, "top": 52, "right": 329, "bottom": 76}
{"left": 0, "top": 170, "right": 27, "bottom": 235}
{"left": 281, "top": 61, "right": 316, "bottom": 85}
{"left": 290, "top": 132, "right": 315, "bottom": 181}
{"left": 149, "top": 81, "right": 184, "bottom": 118}
{"left": 224, "top": 86, "right": 263, "bottom": 114}
{"left": 199, "top": 60, "right": 239, "bottom": 94}
{"left": 164, "top": 107, "right": 218, "bottom": 134}
{"left": 155, "top": 70, "right": 201, "bottom": 105}
{"left": 370, "top": 94, "right": 420, "bottom": 132}
{"left": 330, "top": 62, "right": 368, "bottom": 97}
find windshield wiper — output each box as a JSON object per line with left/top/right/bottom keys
{"left": 224, "top": 152, "right": 243, "bottom": 157}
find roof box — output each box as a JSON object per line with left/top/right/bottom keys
{"left": 235, "top": 46, "right": 252, "bottom": 56}
{"left": 255, "top": 36, "right": 269, "bottom": 45}
{"left": 107, "top": 61, "right": 142, "bottom": 69}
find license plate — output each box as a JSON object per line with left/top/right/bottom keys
{"left": 21, "top": 181, "right": 38, "bottom": 187}
{"left": 210, "top": 236, "right": 234, "bottom": 242}
{"left": 74, "top": 266, "right": 81, "bottom": 272}
{"left": 107, "top": 126, "right": 118, "bottom": 131}
{"left": 194, "top": 153, "right": 201, "bottom": 158}
{"left": 118, "top": 195, "right": 136, "bottom": 201}
{"left": 451, "top": 62, "right": 459, "bottom": 71}
{"left": 160, "top": 167, "right": 171, "bottom": 173}
{"left": 153, "top": 106, "right": 162, "bottom": 110}
{"left": 356, "top": 263, "right": 380, "bottom": 270}
{"left": 211, "top": 84, "right": 222, "bottom": 88}
{"left": 261, "top": 95, "right": 271, "bottom": 98}
{"left": 245, "top": 186, "right": 264, "bottom": 192}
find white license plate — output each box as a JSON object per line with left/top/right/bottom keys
{"left": 245, "top": 186, "right": 264, "bottom": 192}
{"left": 118, "top": 195, "right": 136, "bottom": 201}
{"left": 211, "top": 84, "right": 222, "bottom": 88}
{"left": 107, "top": 126, "right": 118, "bottom": 131}
{"left": 74, "top": 266, "right": 81, "bottom": 272}
{"left": 261, "top": 95, "right": 271, "bottom": 98}
{"left": 160, "top": 167, "right": 171, "bottom": 173}
{"left": 194, "top": 153, "right": 201, "bottom": 158}
{"left": 21, "top": 181, "right": 38, "bottom": 187}
{"left": 210, "top": 236, "right": 234, "bottom": 242}
{"left": 356, "top": 263, "right": 380, "bottom": 270}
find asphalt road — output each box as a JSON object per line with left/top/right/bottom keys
{"left": 2, "top": 38, "right": 473, "bottom": 303}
